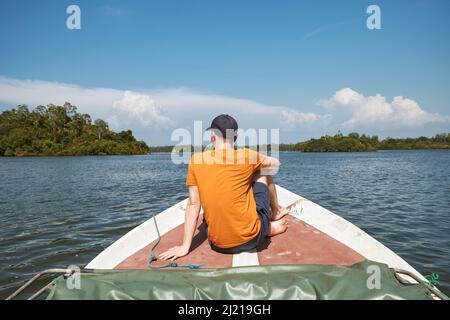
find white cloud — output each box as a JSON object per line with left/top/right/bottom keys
{"left": 303, "top": 18, "right": 360, "bottom": 40}
{"left": 0, "top": 76, "right": 172, "bottom": 128}
{"left": 0, "top": 75, "right": 326, "bottom": 133}
{"left": 146, "top": 87, "right": 283, "bottom": 115}
{"left": 280, "top": 109, "right": 331, "bottom": 129}
{"left": 100, "top": 6, "right": 126, "bottom": 16}
{"left": 0, "top": 76, "right": 122, "bottom": 115}
{"left": 2, "top": 76, "right": 447, "bottom": 144}
{"left": 113, "top": 91, "right": 173, "bottom": 128}
{"left": 319, "top": 87, "right": 450, "bottom": 127}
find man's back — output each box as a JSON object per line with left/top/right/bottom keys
{"left": 159, "top": 115, "right": 286, "bottom": 261}
{"left": 186, "top": 148, "right": 266, "bottom": 248}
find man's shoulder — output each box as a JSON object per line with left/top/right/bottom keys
{"left": 190, "top": 150, "right": 213, "bottom": 164}
{"left": 189, "top": 148, "right": 263, "bottom": 166}
{"left": 239, "top": 148, "right": 264, "bottom": 163}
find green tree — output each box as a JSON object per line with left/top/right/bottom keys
{"left": 0, "top": 103, "right": 150, "bottom": 156}
{"left": 94, "top": 119, "right": 109, "bottom": 140}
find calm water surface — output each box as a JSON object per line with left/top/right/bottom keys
{"left": 0, "top": 151, "right": 449, "bottom": 298}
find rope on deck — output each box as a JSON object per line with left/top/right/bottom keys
{"left": 147, "top": 215, "right": 206, "bottom": 270}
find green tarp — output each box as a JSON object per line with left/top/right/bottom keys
{"left": 46, "top": 260, "right": 433, "bottom": 300}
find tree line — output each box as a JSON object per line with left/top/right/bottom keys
{"left": 295, "top": 132, "right": 450, "bottom": 152}
{"left": 150, "top": 132, "right": 450, "bottom": 153}
{"left": 3, "top": 102, "right": 447, "bottom": 156}
{"left": 0, "top": 103, "right": 150, "bottom": 156}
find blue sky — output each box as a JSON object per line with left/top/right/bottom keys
{"left": 0, "top": 0, "right": 449, "bottom": 145}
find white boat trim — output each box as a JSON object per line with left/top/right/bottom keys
{"left": 274, "top": 185, "right": 426, "bottom": 283}
{"left": 232, "top": 249, "right": 260, "bottom": 267}
{"left": 86, "top": 199, "right": 188, "bottom": 269}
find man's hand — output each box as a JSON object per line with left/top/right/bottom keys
{"left": 159, "top": 244, "right": 190, "bottom": 261}
{"left": 159, "top": 186, "right": 200, "bottom": 262}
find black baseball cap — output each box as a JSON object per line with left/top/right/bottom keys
{"left": 206, "top": 114, "right": 238, "bottom": 139}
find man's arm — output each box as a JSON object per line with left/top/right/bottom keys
{"left": 159, "top": 185, "right": 201, "bottom": 261}
{"left": 260, "top": 155, "right": 281, "bottom": 175}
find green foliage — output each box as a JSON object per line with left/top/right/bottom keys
{"left": 283, "top": 133, "right": 450, "bottom": 152}
{"left": 149, "top": 145, "right": 177, "bottom": 153}
{"left": 294, "top": 133, "right": 379, "bottom": 152}
{"left": 0, "top": 103, "right": 150, "bottom": 157}
{"left": 147, "top": 133, "right": 450, "bottom": 154}
{"left": 379, "top": 133, "right": 450, "bottom": 150}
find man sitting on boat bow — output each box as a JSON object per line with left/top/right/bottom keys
{"left": 160, "top": 114, "right": 289, "bottom": 261}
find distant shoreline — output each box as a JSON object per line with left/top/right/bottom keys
{"left": 2, "top": 147, "right": 449, "bottom": 157}
{"left": 0, "top": 153, "right": 150, "bottom": 158}
{"left": 148, "top": 148, "right": 450, "bottom": 154}
{"left": 2, "top": 149, "right": 449, "bottom": 158}
{"left": 149, "top": 133, "right": 450, "bottom": 153}
{"left": 2, "top": 103, "right": 449, "bottom": 156}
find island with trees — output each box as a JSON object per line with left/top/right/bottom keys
{"left": 292, "top": 132, "right": 450, "bottom": 152}
{"left": 0, "top": 103, "right": 150, "bottom": 156}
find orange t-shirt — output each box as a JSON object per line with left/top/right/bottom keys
{"left": 186, "top": 148, "right": 267, "bottom": 248}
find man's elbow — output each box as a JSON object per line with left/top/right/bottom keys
{"left": 271, "top": 157, "right": 281, "bottom": 168}
{"left": 265, "top": 157, "right": 280, "bottom": 170}
{"left": 260, "top": 157, "right": 280, "bottom": 175}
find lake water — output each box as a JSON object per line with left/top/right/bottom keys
{"left": 0, "top": 151, "right": 449, "bottom": 299}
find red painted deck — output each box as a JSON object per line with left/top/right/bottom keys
{"left": 115, "top": 215, "right": 364, "bottom": 270}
